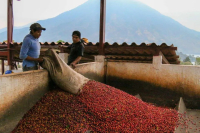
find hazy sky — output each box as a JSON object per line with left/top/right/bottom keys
{"left": 0, "top": 0, "right": 200, "bottom": 32}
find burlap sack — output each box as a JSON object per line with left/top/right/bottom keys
{"left": 40, "top": 49, "right": 89, "bottom": 94}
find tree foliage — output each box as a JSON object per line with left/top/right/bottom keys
{"left": 176, "top": 52, "right": 195, "bottom": 62}
{"left": 195, "top": 57, "right": 200, "bottom": 65}
{"left": 57, "top": 40, "right": 65, "bottom": 43}
{"left": 180, "top": 62, "right": 193, "bottom": 65}
{"left": 180, "top": 56, "right": 193, "bottom": 65}
{"left": 183, "top": 56, "right": 191, "bottom": 62}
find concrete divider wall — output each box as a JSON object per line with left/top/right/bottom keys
{"left": 0, "top": 70, "right": 50, "bottom": 133}
{"left": 0, "top": 62, "right": 104, "bottom": 122}
{"left": 106, "top": 62, "right": 200, "bottom": 98}
{"left": 58, "top": 53, "right": 105, "bottom": 83}
{"left": 0, "top": 62, "right": 105, "bottom": 132}
{"left": 75, "top": 62, "right": 105, "bottom": 83}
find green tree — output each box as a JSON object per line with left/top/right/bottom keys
{"left": 181, "top": 56, "right": 193, "bottom": 65}
{"left": 183, "top": 56, "right": 191, "bottom": 62}
{"left": 180, "top": 62, "right": 193, "bottom": 65}
{"left": 57, "top": 40, "right": 65, "bottom": 43}
{"left": 176, "top": 52, "right": 195, "bottom": 62}
{"left": 195, "top": 57, "right": 200, "bottom": 65}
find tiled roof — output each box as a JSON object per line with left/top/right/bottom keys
{"left": 0, "top": 42, "right": 179, "bottom": 64}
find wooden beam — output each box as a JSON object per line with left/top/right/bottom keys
{"left": 169, "top": 61, "right": 181, "bottom": 64}
{"left": 159, "top": 51, "right": 169, "bottom": 64}
{"left": 105, "top": 55, "right": 153, "bottom": 58}
{"left": 107, "top": 59, "right": 152, "bottom": 63}
{"left": 0, "top": 51, "right": 8, "bottom": 56}
{"left": 1, "top": 59, "right": 4, "bottom": 75}
{"left": 0, "top": 45, "right": 8, "bottom": 48}
{"left": 83, "top": 54, "right": 95, "bottom": 60}
{"left": 0, "top": 58, "right": 22, "bottom": 62}
{"left": 165, "top": 55, "right": 179, "bottom": 58}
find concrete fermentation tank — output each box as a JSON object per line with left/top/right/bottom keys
{"left": 0, "top": 54, "right": 200, "bottom": 132}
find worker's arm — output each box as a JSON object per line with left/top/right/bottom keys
{"left": 60, "top": 44, "right": 72, "bottom": 53}
{"left": 70, "top": 44, "right": 84, "bottom": 69}
{"left": 25, "top": 56, "right": 43, "bottom": 63}
{"left": 70, "top": 56, "right": 82, "bottom": 69}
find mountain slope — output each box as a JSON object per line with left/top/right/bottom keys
{"left": 0, "top": 0, "right": 200, "bottom": 54}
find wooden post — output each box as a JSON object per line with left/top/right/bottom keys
{"left": 99, "top": 0, "right": 106, "bottom": 55}
{"left": 7, "top": 0, "right": 13, "bottom": 70}
{"left": 1, "top": 59, "right": 4, "bottom": 75}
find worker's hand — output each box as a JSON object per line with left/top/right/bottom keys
{"left": 37, "top": 58, "right": 44, "bottom": 63}
{"left": 70, "top": 62, "right": 76, "bottom": 69}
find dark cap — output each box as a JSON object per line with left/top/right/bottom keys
{"left": 72, "top": 30, "right": 81, "bottom": 38}
{"left": 30, "top": 23, "right": 46, "bottom": 31}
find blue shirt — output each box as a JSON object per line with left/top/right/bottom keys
{"left": 19, "top": 34, "right": 41, "bottom": 67}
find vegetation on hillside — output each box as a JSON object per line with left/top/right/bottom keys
{"left": 180, "top": 56, "right": 193, "bottom": 65}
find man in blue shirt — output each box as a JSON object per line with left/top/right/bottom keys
{"left": 19, "top": 23, "right": 46, "bottom": 71}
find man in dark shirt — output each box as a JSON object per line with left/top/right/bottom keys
{"left": 67, "top": 31, "right": 84, "bottom": 69}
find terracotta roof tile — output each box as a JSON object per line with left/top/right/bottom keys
{"left": 0, "top": 41, "right": 179, "bottom": 64}
{"left": 130, "top": 42, "right": 138, "bottom": 46}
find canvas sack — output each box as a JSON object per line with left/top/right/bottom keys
{"left": 40, "top": 49, "right": 89, "bottom": 94}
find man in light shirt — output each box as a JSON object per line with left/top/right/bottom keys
{"left": 19, "top": 23, "right": 46, "bottom": 71}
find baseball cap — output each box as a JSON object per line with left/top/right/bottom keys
{"left": 30, "top": 23, "right": 46, "bottom": 31}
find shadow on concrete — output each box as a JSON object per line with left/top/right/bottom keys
{"left": 106, "top": 76, "right": 200, "bottom": 109}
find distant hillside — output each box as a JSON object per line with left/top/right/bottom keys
{"left": 0, "top": 28, "right": 6, "bottom": 33}
{"left": 176, "top": 52, "right": 196, "bottom": 62}
{"left": 0, "top": 25, "right": 29, "bottom": 34}
{"left": 0, "top": 0, "right": 200, "bottom": 54}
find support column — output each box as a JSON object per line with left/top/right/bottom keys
{"left": 153, "top": 55, "right": 162, "bottom": 70}
{"left": 95, "top": 55, "right": 107, "bottom": 83}
{"left": 95, "top": 55, "right": 105, "bottom": 62}
{"left": 153, "top": 55, "right": 162, "bottom": 65}
{"left": 99, "top": 0, "right": 106, "bottom": 55}
{"left": 7, "top": 0, "right": 13, "bottom": 70}
{"left": 1, "top": 59, "right": 4, "bottom": 75}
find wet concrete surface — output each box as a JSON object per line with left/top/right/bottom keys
{"left": 186, "top": 109, "right": 200, "bottom": 133}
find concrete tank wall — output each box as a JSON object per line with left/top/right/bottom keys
{"left": 0, "top": 62, "right": 105, "bottom": 132}
{"left": 106, "top": 62, "right": 200, "bottom": 108}
{"left": 0, "top": 70, "right": 50, "bottom": 133}
{"left": 59, "top": 53, "right": 105, "bottom": 83}
{"left": 75, "top": 62, "right": 105, "bottom": 83}
{"left": 1, "top": 60, "right": 200, "bottom": 132}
